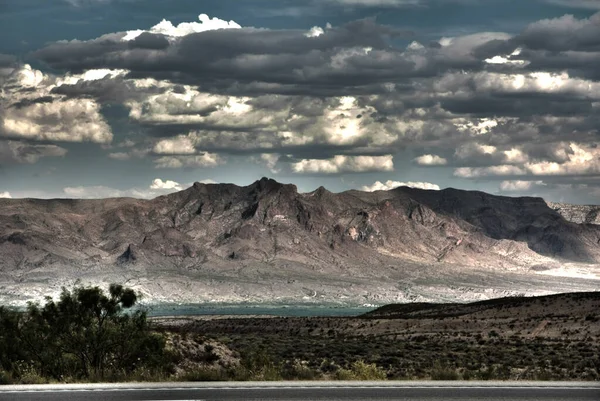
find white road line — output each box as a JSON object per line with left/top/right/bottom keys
{"left": 1, "top": 385, "right": 598, "bottom": 393}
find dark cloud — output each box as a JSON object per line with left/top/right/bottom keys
{"left": 128, "top": 32, "right": 170, "bottom": 50}
{"left": 50, "top": 76, "right": 165, "bottom": 103}
{"left": 10, "top": 96, "right": 55, "bottom": 109}
{"left": 31, "top": 19, "right": 497, "bottom": 95}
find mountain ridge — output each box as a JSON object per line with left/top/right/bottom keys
{"left": 1, "top": 178, "right": 599, "bottom": 305}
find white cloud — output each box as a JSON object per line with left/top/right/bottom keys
{"left": 258, "top": 153, "right": 281, "bottom": 173}
{"left": 525, "top": 143, "right": 600, "bottom": 176}
{"left": 455, "top": 118, "right": 499, "bottom": 135}
{"left": 499, "top": 180, "right": 546, "bottom": 192}
{"left": 153, "top": 136, "right": 197, "bottom": 155}
{"left": 414, "top": 154, "right": 447, "bottom": 166}
{"left": 454, "top": 165, "right": 527, "bottom": 178}
{"left": 108, "top": 152, "right": 131, "bottom": 161}
{"left": 305, "top": 26, "right": 325, "bottom": 37}
{"left": 455, "top": 142, "right": 497, "bottom": 159}
{"left": 154, "top": 153, "right": 225, "bottom": 169}
{"left": 122, "top": 14, "right": 241, "bottom": 41}
{"left": 149, "top": 178, "right": 184, "bottom": 191}
{"left": 362, "top": 180, "right": 440, "bottom": 191}
{"left": 196, "top": 179, "right": 217, "bottom": 185}
{"left": 291, "top": 155, "right": 394, "bottom": 174}
{"left": 441, "top": 71, "right": 600, "bottom": 100}
{"left": 0, "top": 191, "right": 11, "bottom": 198}
{"left": 484, "top": 55, "right": 527, "bottom": 66}
{"left": 126, "top": 87, "right": 397, "bottom": 153}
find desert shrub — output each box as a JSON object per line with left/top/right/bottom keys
{"left": 237, "top": 348, "right": 283, "bottom": 380}
{"left": 335, "top": 360, "right": 387, "bottom": 380}
{"left": 282, "top": 359, "right": 319, "bottom": 380}
{"left": 431, "top": 362, "right": 460, "bottom": 380}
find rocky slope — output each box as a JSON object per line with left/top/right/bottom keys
{"left": 546, "top": 201, "right": 600, "bottom": 225}
{"left": 1, "top": 178, "right": 599, "bottom": 305}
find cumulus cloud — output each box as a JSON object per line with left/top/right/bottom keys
{"left": 0, "top": 65, "right": 113, "bottom": 144}
{"left": 291, "top": 155, "right": 393, "bottom": 174}
{"left": 524, "top": 143, "right": 600, "bottom": 176}
{"left": 153, "top": 136, "right": 197, "bottom": 155}
{"left": 11, "top": 9, "right": 600, "bottom": 200}
{"left": 413, "top": 154, "right": 447, "bottom": 166}
{"left": 362, "top": 180, "right": 440, "bottom": 191}
{"left": 499, "top": 180, "right": 545, "bottom": 192}
{"left": 149, "top": 178, "right": 184, "bottom": 191}
{"left": 32, "top": 16, "right": 474, "bottom": 96}
{"left": 122, "top": 14, "right": 241, "bottom": 41}
{"left": 0, "top": 192, "right": 11, "bottom": 198}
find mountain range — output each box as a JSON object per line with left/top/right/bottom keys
{"left": 1, "top": 177, "right": 599, "bottom": 306}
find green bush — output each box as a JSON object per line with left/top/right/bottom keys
{"left": 335, "top": 360, "right": 387, "bottom": 380}
{"left": 0, "top": 284, "right": 172, "bottom": 382}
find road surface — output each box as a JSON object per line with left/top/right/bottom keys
{"left": 1, "top": 381, "right": 598, "bottom": 400}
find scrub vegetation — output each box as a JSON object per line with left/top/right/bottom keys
{"left": 1, "top": 286, "right": 599, "bottom": 383}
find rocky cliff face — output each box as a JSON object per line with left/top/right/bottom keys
{"left": 1, "top": 178, "right": 599, "bottom": 305}
{"left": 546, "top": 201, "right": 600, "bottom": 225}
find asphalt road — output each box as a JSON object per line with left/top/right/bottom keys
{"left": 1, "top": 381, "right": 599, "bottom": 401}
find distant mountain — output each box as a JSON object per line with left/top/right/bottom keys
{"left": 1, "top": 178, "right": 599, "bottom": 305}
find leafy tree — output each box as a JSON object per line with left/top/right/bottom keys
{"left": 16, "top": 284, "right": 168, "bottom": 380}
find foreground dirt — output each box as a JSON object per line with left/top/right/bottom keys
{"left": 154, "top": 292, "right": 600, "bottom": 381}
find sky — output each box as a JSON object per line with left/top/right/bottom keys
{"left": 1, "top": 0, "right": 600, "bottom": 203}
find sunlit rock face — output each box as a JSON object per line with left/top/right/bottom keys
{"left": 1, "top": 178, "right": 600, "bottom": 306}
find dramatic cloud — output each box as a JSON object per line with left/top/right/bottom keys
{"left": 291, "top": 155, "right": 394, "bottom": 174}
{"left": 0, "top": 65, "right": 113, "bottom": 144}
{"left": 3, "top": 6, "right": 600, "bottom": 204}
{"left": 33, "top": 15, "right": 493, "bottom": 96}
{"left": 524, "top": 143, "right": 600, "bottom": 176}
{"left": 362, "top": 180, "right": 440, "bottom": 191}
{"left": 414, "top": 154, "right": 447, "bottom": 166}
{"left": 0, "top": 191, "right": 11, "bottom": 198}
